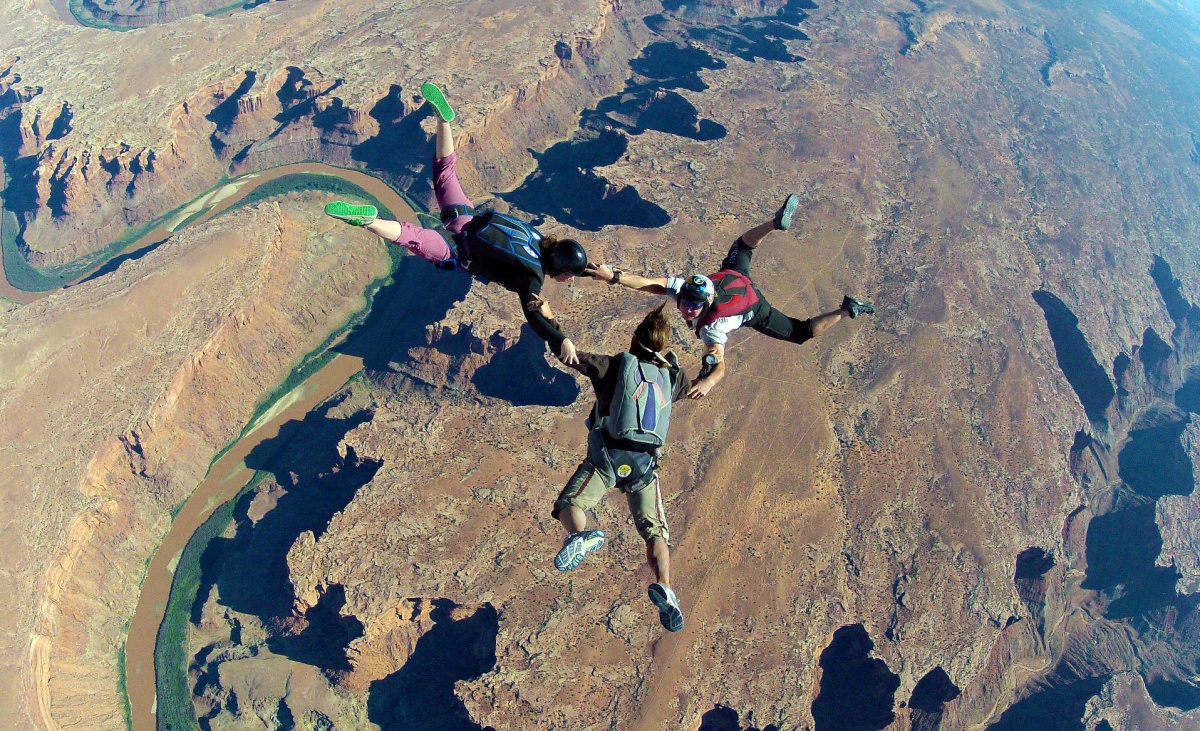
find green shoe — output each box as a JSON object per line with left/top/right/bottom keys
{"left": 324, "top": 201, "right": 377, "bottom": 227}
{"left": 420, "top": 82, "right": 456, "bottom": 122}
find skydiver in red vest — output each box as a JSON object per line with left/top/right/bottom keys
{"left": 585, "top": 194, "right": 874, "bottom": 399}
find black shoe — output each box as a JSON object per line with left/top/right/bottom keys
{"left": 841, "top": 296, "right": 875, "bottom": 318}
{"left": 773, "top": 193, "right": 800, "bottom": 231}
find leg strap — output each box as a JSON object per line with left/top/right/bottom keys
{"left": 441, "top": 203, "right": 474, "bottom": 224}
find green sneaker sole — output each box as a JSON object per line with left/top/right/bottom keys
{"left": 420, "top": 82, "right": 456, "bottom": 122}
{"left": 324, "top": 201, "right": 377, "bottom": 227}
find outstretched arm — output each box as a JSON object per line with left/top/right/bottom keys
{"left": 524, "top": 295, "right": 555, "bottom": 321}
{"left": 585, "top": 263, "right": 669, "bottom": 295}
{"left": 518, "top": 288, "right": 578, "bottom": 364}
{"left": 687, "top": 342, "right": 725, "bottom": 399}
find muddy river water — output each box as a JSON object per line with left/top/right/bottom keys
{"left": 1, "top": 163, "right": 415, "bottom": 730}
{"left": 0, "top": 163, "right": 405, "bottom": 304}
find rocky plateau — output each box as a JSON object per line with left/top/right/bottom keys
{"left": 3, "top": 0, "right": 1200, "bottom": 730}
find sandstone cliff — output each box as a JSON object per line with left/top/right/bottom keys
{"left": 0, "top": 196, "right": 388, "bottom": 730}
{"left": 0, "top": 0, "right": 622, "bottom": 268}
{"left": 5, "top": 0, "right": 1200, "bottom": 729}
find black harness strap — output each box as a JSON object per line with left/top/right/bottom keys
{"left": 440, "top": 203, "right": 475, "bottom": 224}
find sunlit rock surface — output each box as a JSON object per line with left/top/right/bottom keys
{"left": 3, "top": 0, "right": 1200, "bottom": 729}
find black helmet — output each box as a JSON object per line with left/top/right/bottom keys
{"left": 546, "top": 238, "right": 588, "bottom": 276}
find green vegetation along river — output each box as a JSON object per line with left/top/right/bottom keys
{"left": 0, "top": 163, "right": 417, "bottom": 731}
{"left": 1, "top": 163, "right": 412, "bottom": 302}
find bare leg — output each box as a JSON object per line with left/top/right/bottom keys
{"left": 739, "top": 219, "right": 776, "bottom": 249}
{"left": 646, "top": 538, "right": 671, "bottom": 586}
{"left": 733, "top": 194, "right": 800, "bottom": 253}
{"left": 363, "top": 219, "right": 403, "bottom": 241}
{"left": 559, "top": 506, "right": 588, "bottom": 534}
{"left": 436, "top": 118, "right": 454, "bottom": 160}
{"left": 809, "top": 308, "right": 850, "bottom": 337}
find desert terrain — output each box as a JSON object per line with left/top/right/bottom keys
{"left": 2, "top": 0, "right": 1200, "bottom": 730}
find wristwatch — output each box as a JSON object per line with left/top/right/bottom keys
{"left": 703, "top": 353, "right": 720, "bottom": 367}
{"left": 610, "top": 268, "right": 622, "bottom": 285}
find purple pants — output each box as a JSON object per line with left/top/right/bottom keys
{"left": 392, "top": 153, "right": 474, "bottom": 262}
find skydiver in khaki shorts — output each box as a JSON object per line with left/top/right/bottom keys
{"left": 551, "top": 303, "right": 690, "bottom": 632}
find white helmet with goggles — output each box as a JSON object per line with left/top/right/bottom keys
{"left": 679, "top": 274, "right": 715, "bottom": 305}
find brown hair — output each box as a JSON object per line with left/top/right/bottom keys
{"left": 633, "top": 302, "right": 672, "bottom": 353}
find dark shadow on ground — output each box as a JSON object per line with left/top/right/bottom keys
{"left": 502, "top": 37, "right": 740, "bottom": 231}
{"left": 1015, "top": 547, "right": 1055, "bottom": 581}
{"left": 272, "top": 583, "right": 366, "bottom": 671}
{"left": 367, "top": 601, "right": 499, "bottom": 731}
{"left": 1032, "top": 290, "right": 1115, "bottom": 424}
{"left": 352, "top": 84, "right": 436, "bottom": 203}
{"left": 1175, "top": 375, "right": 1200, "bottom": 414}
{"left": 1118, "top": 413, "right": 1193, "bottom": 500}
{"left": 502, "top": 126, "right": 670, "bottom": 232}
{"left": 271, "top": 67, "right": 345, "bottom": 138}
{"left": 629, "top": 41, "right": 726, "bottom": 92}
{"left": 985, "top": 673, "right": 1110, "bottom": 731}
{"left": 1144, "top": 677, "right": 1200, "bottom": 711}
{"left": 697, "top": 703, "right": 779, "bottom": 731}
{"left": 651, "top": 0, "right": 817, "bottom": 63}
{"left": 472, "top": 324, "right": 580, "bottom": 407}
{"left": 1081, "top": 498, "right": 1182, "bottom": 619}
{"left": 207, "top": 70, "right": 257, "bottom": 156}
{"left": 190, "top": 394, "right": 378, "bottom": 670}
{"left": 1152, "top": 254, "right": 1199, "bottom": 325}
{"left": 908, "top": 667, "right": 960, "bottom": 731}
{"left": 810, "top": 624, "right": 900, "bottom": 731}
{"left": 334, "top": 253, "right": 474, "bottom": 373}
{"left": 73, "top": 237, "right": 168, "bottom": 285}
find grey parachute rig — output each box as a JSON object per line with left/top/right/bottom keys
{"left": 595, "top": 352, "right": 675, "bottom": 450}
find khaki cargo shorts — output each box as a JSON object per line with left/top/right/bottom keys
{"left": 552, "top": 433, "right": 670, "bottom": 544}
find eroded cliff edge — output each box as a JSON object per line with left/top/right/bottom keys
{"left": 4, "top": 0, "right": 1200, "bottom": 729}
{"left": 1, "top": 0, "right": 626, "bottom": 272}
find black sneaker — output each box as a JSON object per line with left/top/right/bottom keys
{"left": 773, "top": 193, "right": 800, "bottom": 231}
{"left": 841, "top": 296, "right": 875, "bottom": 319}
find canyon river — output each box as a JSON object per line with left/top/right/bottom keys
{"left": 2, "top": 163, "right": 416, "bottom": 731}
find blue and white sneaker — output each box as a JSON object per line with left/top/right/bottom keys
{"left": 774, "top": 193, "right": 800, "bottom": 231}
{"left": 555, "top": 530, "right": 605, "bottom": 571}
{"left": 648, "top": 582, "right": 685, "bottom": 632}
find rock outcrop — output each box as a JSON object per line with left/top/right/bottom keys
{"left": 2, "top": 197, "right": 388, "bottom": 731}
{"left": 5, "top": 0, "right": 1200, "bottom": 730}
{"left": 1, "top": 0, "right": 624, "bottom": 268}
